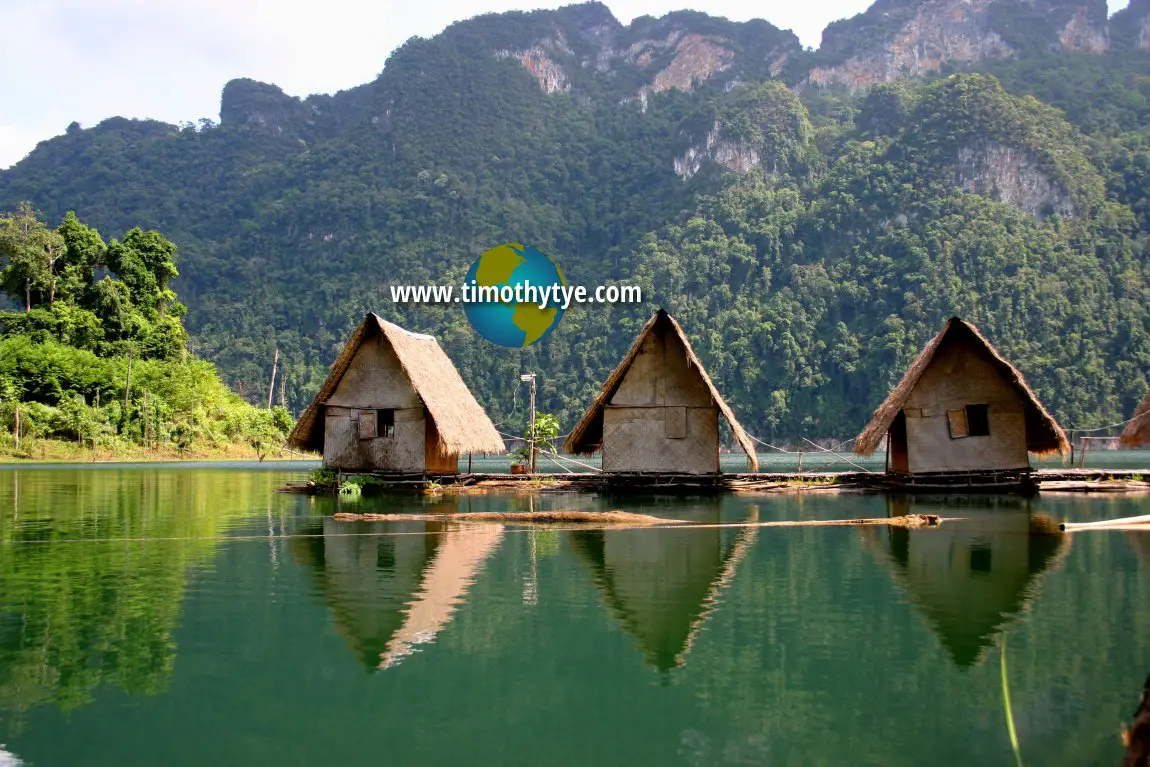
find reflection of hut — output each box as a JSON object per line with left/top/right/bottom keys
{"left": 291, "top": 518, "right": 503, "bottom": 670}
{"left": 569, "top": 509, "right": 757, "bottom": 671}
{"left": 287, "top": 313, "right": 504, "bottom": 473}
{"left": 378, "top": 524, "right": 504, "bottom": 669}
{"left": 865, "top": 500, "right": 1068, "bottom": 667}
{"left": 1126, "top": 532, "right": 1150, "bottom": 568}
{"left": 1120, "top": 388, "right": 1150, "bottom": 448}
{"left": 854, "top": 317, "right": 1068, "bottom": 483}
{"left": 565, "top": 310, "right": 758, "bottom": 474}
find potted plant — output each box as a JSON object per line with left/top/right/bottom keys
{"left": 511, "top": 444, "right": 531, "bottom": 474}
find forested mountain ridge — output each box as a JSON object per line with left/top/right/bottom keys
{"left": 2, "top": 0, "right": 1150, "bottom": 444}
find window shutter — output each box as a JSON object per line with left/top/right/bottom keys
{"left": 947, "top": 408, "right": 969, "bottom": 439}
{"left": 665, "top": 407, "right": 687, "bottom": 439}
{"left": 358, "top": 410, "right": 377, "bottom": 439}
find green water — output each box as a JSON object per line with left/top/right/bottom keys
{"left": 0, "top": 467, "right": 1148, "bottom": 766}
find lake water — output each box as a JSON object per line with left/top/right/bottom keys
{"left": 0, "top": 466, "right": 1148, "bottom": 766}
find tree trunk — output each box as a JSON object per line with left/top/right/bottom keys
{"left": 49, "top": 276, "right": 55, "bottom": 306}
{"left": 24, "top": 278, "right": 30, "bottom": 312}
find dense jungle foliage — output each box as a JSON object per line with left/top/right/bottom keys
{"left": 2, "top": 0, "right": 1150, "bottom": 444}
{"left": 0, "top": 206, "right": 292, "bottom": 457}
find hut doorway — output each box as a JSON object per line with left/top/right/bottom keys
{"left": 889, "top": 411, "right": 909, "bottom": 474}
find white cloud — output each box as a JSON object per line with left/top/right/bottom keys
{"left": 0, "top": 0, "right": 1136, "bottom": 170}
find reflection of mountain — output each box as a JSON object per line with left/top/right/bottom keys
{"left": 291, "top": 518, "right": 503, "bottom": 671}
{"left": 864, "top": 498, "right": 1068, "bottom": 667}
{"left": 570, "top": 508, "right": 756, "bottom": 672}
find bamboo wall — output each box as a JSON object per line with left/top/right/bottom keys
{"left": 902, "top": 338, "right": 1029, "bottom": 473}
{"left": 602, "top": 326, "right": 720, "bottom": 474}
{"left": 321, "top": 336, "right": 430, "bottom": 472}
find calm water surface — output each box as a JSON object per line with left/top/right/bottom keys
{"left": 0, "top": 465, "right": 1148, "bottom": 766}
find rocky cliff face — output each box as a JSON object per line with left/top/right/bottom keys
{"left": 808, "top": 0, "right": 1109, "bottom": 91}
{"left": 1110, "top": 0, "right": 1150, "bottom": 50}
{"left": 674, "top": 121, "right": 760, "bottom": 179}
{"left": 496, "top": 43, "right": 572, "bottom": 93}
{"left": 954, "top": 142, "right": 1075, "bottom": 218}
{"left": 673, "top": 82, "right": 812, "bottom": 180}
{"left": 488, "top": 5, "right": 797, "bottom": 101}
{"left": 219, "top": 79, "right": 318, "bottom": 136}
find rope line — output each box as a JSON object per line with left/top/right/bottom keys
{"left": 1061, "top": 410, "right": 1147, "bottom": 435}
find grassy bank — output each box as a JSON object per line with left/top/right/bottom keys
{"left": 0, "top": 436, "right": 317, "bottom": 464}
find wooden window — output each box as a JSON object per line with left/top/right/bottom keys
{"left": 966, "top": 404, "right": 990, "bottom": 437}
{"left": 947, "top": 408, "right": 968, "bottom": 439}
{"left": 665, "top": 406, "right": 687, "bottom": 439}
{"left": 358, "top": 410, "right": 377, "bottom": 439}
{"left": 947, "top": 404, "right": 990, "bottom": 439}
{"left": 378, "top": 408, "right": 395, "bottom": 438}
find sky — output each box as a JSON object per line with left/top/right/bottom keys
{"left": 0, "top": 0, "right": 1134, "bottom": 170}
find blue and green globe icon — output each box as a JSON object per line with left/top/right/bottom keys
{"left": 463, "top": 243, "right": 567, "bottom": 348}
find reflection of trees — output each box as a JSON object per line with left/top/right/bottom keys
{"left": 0, "top": 469, "right": 260, "bottom": 729}
{"left": 866, "top": 496, "right": 1069, "bottom": 667}
{"left": 290, "top": 513, "right": 504, "bottom": 671}
{"left": 569, "top": 504, "right": 756, "bottom": 672}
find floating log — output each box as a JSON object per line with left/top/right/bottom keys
{"left": 1059, "top": 514, "right": 1150, "bottom": 532}
{"left": 329, "top": 511, "right": 944, "bottom": 529}
{"left": 332, "top": 510, "right": 682, "bottom": 525}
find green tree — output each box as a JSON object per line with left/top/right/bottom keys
{"left": 0, "top": 202, "right": 67, "bottom": 310}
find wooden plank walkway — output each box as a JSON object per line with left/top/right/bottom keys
{"left": 282, "top": 467, "right": 1148, "bottom": 495}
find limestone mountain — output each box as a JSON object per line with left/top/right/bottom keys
{"left": 1, "top": 0, "right": 1149, "bottom": 441}
{"left": 807, "top": 0, "right": 1110, "bottom": 90}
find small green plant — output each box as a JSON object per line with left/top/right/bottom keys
{"left": 309, "top": 467, "right": 338, "bottom": 486}
{"left": 338, "top": 480, "right": 362, "bottom": 497}
{"left": 513, "top": 413, "right": 561, "bottom": 466}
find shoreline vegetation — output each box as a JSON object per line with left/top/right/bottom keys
{"left": 0, "top": 204, "right": 299, "bottom": 460}
{"left": 0, "top": 436, "right": 317, "bottom": 464}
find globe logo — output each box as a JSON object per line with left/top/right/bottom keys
{"left": 463, "top": 243, "right": 567, "bottom": 348}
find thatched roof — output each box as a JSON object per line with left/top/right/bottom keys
{"left": 854, "top": 317, "right": 1069, "bottom": 459}
{"left": 287, "top": 313, "right": 504, "bottom": 455}
{"left": 1120, "top": 386, "right": 1150, "bottom": 448}
{"left": 564, "top": 310, "right": 759, "bottom": 470}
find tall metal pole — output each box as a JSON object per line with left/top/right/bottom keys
{"left": 529, "top": 375, "right": 537, "bottom": 475}
{"left": 521, "top": 373, "right": 537, "bottom": 475}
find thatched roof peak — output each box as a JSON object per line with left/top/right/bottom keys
{"left": 853, "top": 317, "right": 1069, "bottom": 458}
{"left": 287, "top": 313, "right": 505, "bottom": 456}
{"left": 1120, "top": 387, "right": 1150, "bottom": 448}
{"left": 564, "top": 309, "right": 759, "bottom": 470}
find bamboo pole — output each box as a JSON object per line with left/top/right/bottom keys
{"left": 267, "top": 349, "right": 279, "bottom": 410}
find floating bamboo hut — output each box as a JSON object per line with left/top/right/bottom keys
{"left": 854, "top": 317, "right": 1069, "bottom": 486}
{"left": 1120, "top": 387, "right": 1150, "bottom": 448}
{"left": 287, "top": 313, "right": 504, "bottom": 473}
{"left": 565, "top": 310, "right": 758, "bottom": 475}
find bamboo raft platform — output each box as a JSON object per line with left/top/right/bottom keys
{"left": 280, "top": 468, "right": 1149, "bottom": 495}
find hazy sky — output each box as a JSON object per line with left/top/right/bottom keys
{"left": 0, "top": 0, "right": 1133, "bottom": 169}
